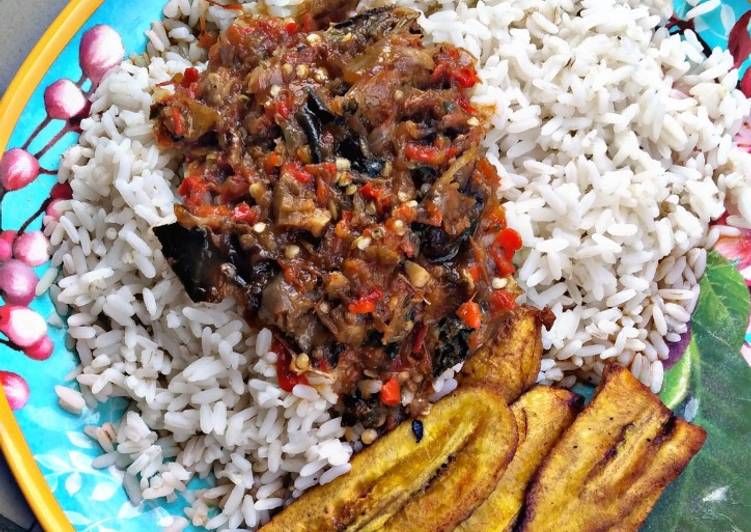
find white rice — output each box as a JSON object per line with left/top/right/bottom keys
{"left": 404, "top": 0, "right": 751, "bottom": 390}
{"left": 49, "top": 0, "right": 751, "bottom": 529}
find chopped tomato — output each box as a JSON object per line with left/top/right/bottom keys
{"left": 284, "top": 162, "right": 313, "bottom": 184}
{"left": 391, "top": 203, "right": 417, "bottom": 224}
{"left": 275, "top": 98, "right": 292, "bottom": 119}
{"left": 50, "top": 182, "right": 73, "bottom": 200}
{"left": 273, "top": 340, "right": 309, "bottom": 392}
{"left": 432, "top": 56, "right": 479, "bottom": 89}
{"left": 457, "top": 96, "right": 476, "bottom": 115}
{"left": 490, "top": 248, "right": 516, "bottom": 277}
{"left": 456, "top": 300, "right": 482, "bottom": 329}
{"left": 359, "top": 182, "right": 381, "bottom": 201}
{"left": 476, "top": 158, "right": 501, "bottom": 188}
{"left": 467, "top": 263, "right": 483, "bottom": 282}
{"left": 263, "top": 152, "right": 283, "bottom": 174}
{"left": 232, "top": 203, "right": 259, "bottom": 224}
{"left": 285, "top": 21, "right": 298, "bottom": 34}
{"left": 495, "top": 227, "right": 523, "bottom": 259}
{"left": 348, "top": 289, "right": 383, "bottom": 314}
{"left": 305, "top": 162, "right": 337, "bottom": 176}
{"left": 431, "top": 62, "right": 450, "bottom": 84}
{"left": 380, "top": 378, "right": 401, "bottom": 406}
{"left": 178, "top": 175, "right": 210, "bottom": 206}
{"left": 450, "top": 67, "right": 480, "bottom": 89}
{"left": 404, "top": 143, "right": 458, "bottom": 165}
{"left": 181, "top": 67, "right": 200, "bottom": 87}
{"left": 170, "top": 107, "right": 186, "bottom": 137}
{"left": 490, "top": 289, "right": 516, "bottom": 312}
{"left": 359, "top": 182, "right": 392, "bottom": 213}
{"left": 405, "top": 143, "right": 442, "bottom": 164}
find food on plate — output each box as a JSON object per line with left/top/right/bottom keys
{"left": 459, "top": 305, "right": 550, "bottom": 402}
{"left": 457, "top": 386, "right": 582, "bottom": 532}
{"left": 520, "top": 364, "right": 707, "bottom": 531}
{"left": 263, "top": 362, "right": 704, "bottom": 532}
{"left": 41, "top": 0, "right": 749, "bottom": 529}
{"left": 262, "top": 386, "right": 518, "bottom": 531}
{"left": 152, "top": 4, "right": 524, "bottom": 427}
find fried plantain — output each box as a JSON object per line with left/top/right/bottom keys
{"left": 520, "top": 364, "right": 707, "bottom": 532}
{"left": 261, "top": 386, "right": 517, "bottom": 532}
{"left": 460, "top": 306, "right": 544, "bottom": 403}
{"left": 457, "top": 386, "right": 582, "bottom": 532}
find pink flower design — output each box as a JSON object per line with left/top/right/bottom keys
{"left": 0, "top": 371, "right": 30, "bottom": 410}
{"left": 729, "top": 10, "right": 751, "bottom": 70}
{"left": 79, "top": 25, "right": 125, "bottom": 85}
{"left": 714, "top": 210, "right": 751, "bottom": 285}
{"left": 735, "top": 120, "right": 751, "bottom": 153}
{"left": 715, "top": 229, "right": 751, "bottom": 270}
{"left": 44, "top": 79, "right": 88, "bottom": 120}
{"left": 0, "top": 25, "right": 125, "bottom": 410}
{"left": 0, "top": 149, "right": 40, "bottom": 191}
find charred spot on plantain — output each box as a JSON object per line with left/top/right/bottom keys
{"left": 412, "top": 419, "right": 424, "bottom": 442}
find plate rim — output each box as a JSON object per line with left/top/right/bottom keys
{"left": 0, "top": 1, "right": 105, "bottom": 530}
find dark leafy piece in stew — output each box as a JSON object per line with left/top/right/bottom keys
{"left": 153, "top": 5, "right": 527, "bottom": 427}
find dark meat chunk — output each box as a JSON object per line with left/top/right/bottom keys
{"left": 337, "top": 135, "right": 384, "bottom": 177}
{"left": 432, "top": 316, "right": 471, "bottom": 376}
{"left": 154, "top": 223, "right": 227, "bottom": 303}
{"left": 341, "top": 393, "right": 387, "bottom": 428}
{"left": 258, "top": 275, "right": 325, "bottom": 351}
{"left": 414, "top": 223, "right": 468, "bottom": 264}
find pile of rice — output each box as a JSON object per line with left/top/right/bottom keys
{"left": 46, "top": 0, "right": 751, "bottom": 529}
{"left": 410, "top": 0, "right": 751, "bottom": 391}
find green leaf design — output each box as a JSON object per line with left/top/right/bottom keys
{"left": 659, "top": 342, "right": 693, "bottom": 410}
{"left": 646, "top": 252, "right": 751, "bottom": 531}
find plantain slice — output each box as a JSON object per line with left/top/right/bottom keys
{"left": 520, "top": 364, "right": 707, "bottom": 532}
{"left": 456, "top": 386, "right": 582, "bottom": 532}
{"left": 261, "top": 386, "right": 517, "bottom": 532}
{"left": 460, "top": 306, "right": 544, "bottom": 403}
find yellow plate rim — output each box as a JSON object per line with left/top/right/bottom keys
{"left": 0, "top": 1, "right": 105, "bottom": 530}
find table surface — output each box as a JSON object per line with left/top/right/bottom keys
{"left": 1, "top": 2, "right": 67, "bottom": 530}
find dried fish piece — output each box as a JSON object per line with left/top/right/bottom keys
{"left": 262, "top": 386, "right": 517, "bottom": 531}
{"left": 520, "top": 364, "right": 706, "bottom": 532}
{"left": 457, "top": 386, "right": 582, "bottom": 532}
{"left": 460, "top": 306, "right": 545, "bottom": 403}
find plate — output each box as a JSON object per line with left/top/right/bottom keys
{"left": 0, "top": 1, "right": 749, "bottom": 530}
